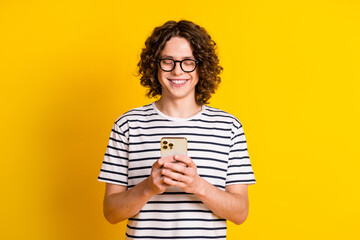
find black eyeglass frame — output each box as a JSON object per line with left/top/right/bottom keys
{"left": 157, "top": 59, "right": 200, "bottom": 73}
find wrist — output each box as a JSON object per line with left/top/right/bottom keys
{"left": 141, "top": 178, "right": 156, "bottom": 198}
{"left": 194, "top": 177, "right": 208, "bottom": 197}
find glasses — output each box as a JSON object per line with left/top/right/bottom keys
{"left": 157, "top": 59, "right": 200, "bottom": 73}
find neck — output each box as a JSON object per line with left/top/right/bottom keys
{"left": 155, "top": 97, "right": 202, "bottom": 118}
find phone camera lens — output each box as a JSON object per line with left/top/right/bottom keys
{"left": 162, "top": 145, "right": 168, "bottom": 149}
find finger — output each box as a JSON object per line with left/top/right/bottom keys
{"left": 153, "top": 156, "right": 174, "bottom": 169}
{"left": 163, "top": 177, "right": 187, "bottom": 189}
{"left": 162, "top": 156, "right": 176, "bottom": 165}
{"left": 152, "top": 160, "right": 162, "bottom": 169}
{"left": 162, "top": 168, "right": 190, "bottom": 183}
{"left": 159, "top": 176, "right": 170, "bottom": 187}
{"left": 173, "top": 155, "right": 196, "bottom": 168}
{"left": 155, "top": 176, "right": 170, "bottom": 188}
{"left": 163, "top": 161, "right": 187, "bottom": 174}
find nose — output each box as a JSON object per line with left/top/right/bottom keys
{"left": 172, "top": 62, "right": 183, "bottom": 75}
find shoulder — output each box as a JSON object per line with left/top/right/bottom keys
{"left": 114, "top": 103, "right": 155, "bottom": 126}
{"left": 204, "top": 105, "right": 242, "bottom": 128}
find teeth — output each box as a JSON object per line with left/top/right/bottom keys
{"left": 170, "top": 79, "right": 187, "bottom": 84}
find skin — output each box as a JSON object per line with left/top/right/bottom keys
{"left": 103, "top": 37, "right": 250, "bottom": 225}
{"left": 155, "top": 37, "right": 201, "bottom": 118}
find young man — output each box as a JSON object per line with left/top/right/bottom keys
{"left": 98, "top": 20, "right": 256, "bottom": 240}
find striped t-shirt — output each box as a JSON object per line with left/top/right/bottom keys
{"left": 98, "top": 102, "right": 256, "bottom": 240}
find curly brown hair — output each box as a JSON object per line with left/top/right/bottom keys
{"left": 138, "top": 20, "right": 223, "bottom": 105}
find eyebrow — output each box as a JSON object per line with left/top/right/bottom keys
{"left": 160, "top": 55, "right": 195, "bottom": 59}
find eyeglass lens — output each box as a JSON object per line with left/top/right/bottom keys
{"left": 159, "top": 59, "right": 197, "bottom": 72}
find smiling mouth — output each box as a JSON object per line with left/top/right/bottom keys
{"left": 168, "top": 79, "right": 189, "bottom": 85}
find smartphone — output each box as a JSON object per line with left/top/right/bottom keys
{"left": 160, "top": 137, "right": 187, "bottom": 158}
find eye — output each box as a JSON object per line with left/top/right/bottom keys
{"left": 162, "top": 60, "right": 173, "bottom": 65}
{"left": 183, "top": 60, "right": 195, "bottom": 66}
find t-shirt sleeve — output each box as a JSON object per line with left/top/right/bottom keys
{"left": 97, "top": 120, "right": 129, "bottom": 187}
{"left": 226, "top": 120, "right": 256, "bottom": 185}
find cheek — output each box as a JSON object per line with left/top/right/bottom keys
{"left": 191, "top": 72, "right": 199, "bottom": 84}
{"left": 157, "top": 71, "right": 165, "bottom": 83}
{"left": 157, "top": 72, "right": 172, "bottom": 89}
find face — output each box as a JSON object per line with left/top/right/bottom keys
{"left": 157, "top": 37, "right": 199, "bottom": 103}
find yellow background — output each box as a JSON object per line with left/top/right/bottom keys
{"left": 1, "top": 0, "right": 359, "bottom": 239}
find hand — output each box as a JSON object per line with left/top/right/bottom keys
{"left": 146, "top": 156, "right": 174, "bottom": 195}
{"left": 161, "top": 155, "right": 204, "bottom": 194}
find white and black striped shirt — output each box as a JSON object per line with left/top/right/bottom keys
{"left": 98, "top": 102, "right": 256, "bottom": 240}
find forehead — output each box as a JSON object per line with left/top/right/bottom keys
{"left": 160, "top": 37, "right": 194, "bottom": 58}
